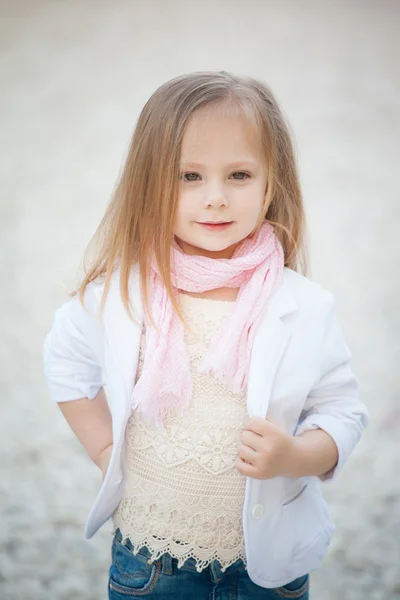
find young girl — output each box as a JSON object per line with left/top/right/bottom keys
{"left": 43, "top": 71, "right": 368, "bottom": 599}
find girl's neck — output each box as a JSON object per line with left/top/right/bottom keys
{"left": 179, "top": 287, "right": 239, "bottom": 302}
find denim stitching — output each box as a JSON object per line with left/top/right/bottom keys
{"left": 114, "top": 545, "right": 162, "bottom": 580}
{"left": 217, "top": 562, "right": 245, "bottom": 584}
{"left": 275, "top": 575, "right": 309, "bottom": 598}
{"left": 109, "top": 561, "right": 162, "bottom": 596}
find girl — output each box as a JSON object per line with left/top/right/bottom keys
{"left": 43, "top": 71, "right": 368, "bottom": 599}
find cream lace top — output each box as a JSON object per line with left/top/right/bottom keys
{"left": 112, "top": 293, "right": 249, "bottom": 572}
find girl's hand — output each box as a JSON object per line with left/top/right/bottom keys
{"left": 235, "top": 417, "right": 296, "bottom": 479}
{"left": 94, "top": 443, "right": 114, "bottom": 482}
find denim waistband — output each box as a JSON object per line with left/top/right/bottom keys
{"left": 113, "top": 528, "right": 246, "bottom": 579}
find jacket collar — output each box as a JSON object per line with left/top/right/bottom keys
{"left": 246, "top": 270, "right": 298, "bottom": 417}
{"left": 93, "top": 266, "right": 143, "bottom": 399}
{"left": 266, "top": 270, "right": 298, "bottom": 320}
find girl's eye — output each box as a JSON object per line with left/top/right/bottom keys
{"left": 181, "top": 171, "right": 250, "bottom": 182}
{"left": 181, "top": 172, "right": 200, "bottom": 182}
{"left": 231, "top": 171, "right": 250, "bottom": 180}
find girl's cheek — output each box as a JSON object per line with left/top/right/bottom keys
{"left": 178, "top": 192, "right": 196, "bottom": 214}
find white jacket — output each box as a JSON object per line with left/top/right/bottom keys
{"left": 43, "top": 266, "right": 368, "bottom": 588}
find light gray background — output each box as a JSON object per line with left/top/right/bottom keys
{"left": 1, "top": 1, "right": 399, "bottom": 599}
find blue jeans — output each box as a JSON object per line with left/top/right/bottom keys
{"left": 108, "top": 529, "right": 309, "bottom": 599}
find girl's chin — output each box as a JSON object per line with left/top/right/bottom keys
{"left": 176, "top": 237, "right": 240, "bottom": 258}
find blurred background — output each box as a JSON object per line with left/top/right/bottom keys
{"left": 1, "top": 0, "right": 399, "bottom": 598}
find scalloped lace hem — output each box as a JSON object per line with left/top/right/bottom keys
{"left": 112, "top": 529, "right": 247, "bottom": 573}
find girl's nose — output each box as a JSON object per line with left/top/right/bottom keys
{"left": 204, "top": 182, "right": 228, "bottom": 208}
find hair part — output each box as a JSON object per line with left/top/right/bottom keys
{"left": 73, "top": 71, "right": 308, "bottom": 326}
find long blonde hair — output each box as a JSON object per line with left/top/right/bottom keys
{"left": 74, "top": 71, "right": 308, "bottom": 323}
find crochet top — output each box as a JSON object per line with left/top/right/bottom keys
{"left": 112, "top": 293, "right": 249, "bottom": 572}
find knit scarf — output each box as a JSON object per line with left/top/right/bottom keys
{"left": 131, "top": 221, "right": 284, "bottom": 428}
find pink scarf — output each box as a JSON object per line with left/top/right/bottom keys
{"left": 131, "top": 221, "right": 284, "bottom": 428}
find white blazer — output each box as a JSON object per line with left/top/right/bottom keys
{"left": 43, "top": 266, "right": 368, "bottom": 588}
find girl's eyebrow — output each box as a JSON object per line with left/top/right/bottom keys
{"left": 180, "top": 160, "right": 259, "bottom": 169}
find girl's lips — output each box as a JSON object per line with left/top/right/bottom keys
{"left": 197, "top": 222, "right": 233, "bottom": 231}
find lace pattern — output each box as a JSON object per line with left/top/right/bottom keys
{"left": 113, "top": 294, "right": 249, "bottom": 572}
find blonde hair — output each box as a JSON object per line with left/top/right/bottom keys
{"left": 74, "top": 71, "right": 308, "bottom": 323}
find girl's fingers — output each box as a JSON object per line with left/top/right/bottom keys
{"left": 237, "top": 444, "right": 257, "bottom": 464}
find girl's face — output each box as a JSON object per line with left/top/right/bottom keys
{"left": 174, "top": 108, "right": 268, "bottom": 259}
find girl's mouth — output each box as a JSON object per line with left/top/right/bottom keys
{"left": 197, "top": 222, "right": 233, "bottom": 231}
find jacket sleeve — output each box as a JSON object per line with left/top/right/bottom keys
{"left": 294, "top": 297, "right": 368, "bottom": 482}
{"left": 43, "top": 288, "right": 105, "bottom": 403}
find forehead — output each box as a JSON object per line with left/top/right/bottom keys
{"left": 180, "top": 104, "right": 263, "bottom": 162}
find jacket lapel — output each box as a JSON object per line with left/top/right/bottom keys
{"left": 247, "top": 273, "right": 298, "bottom": 417}
{"left": 94, "top": 268, "right": 143, "bottom": 415}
